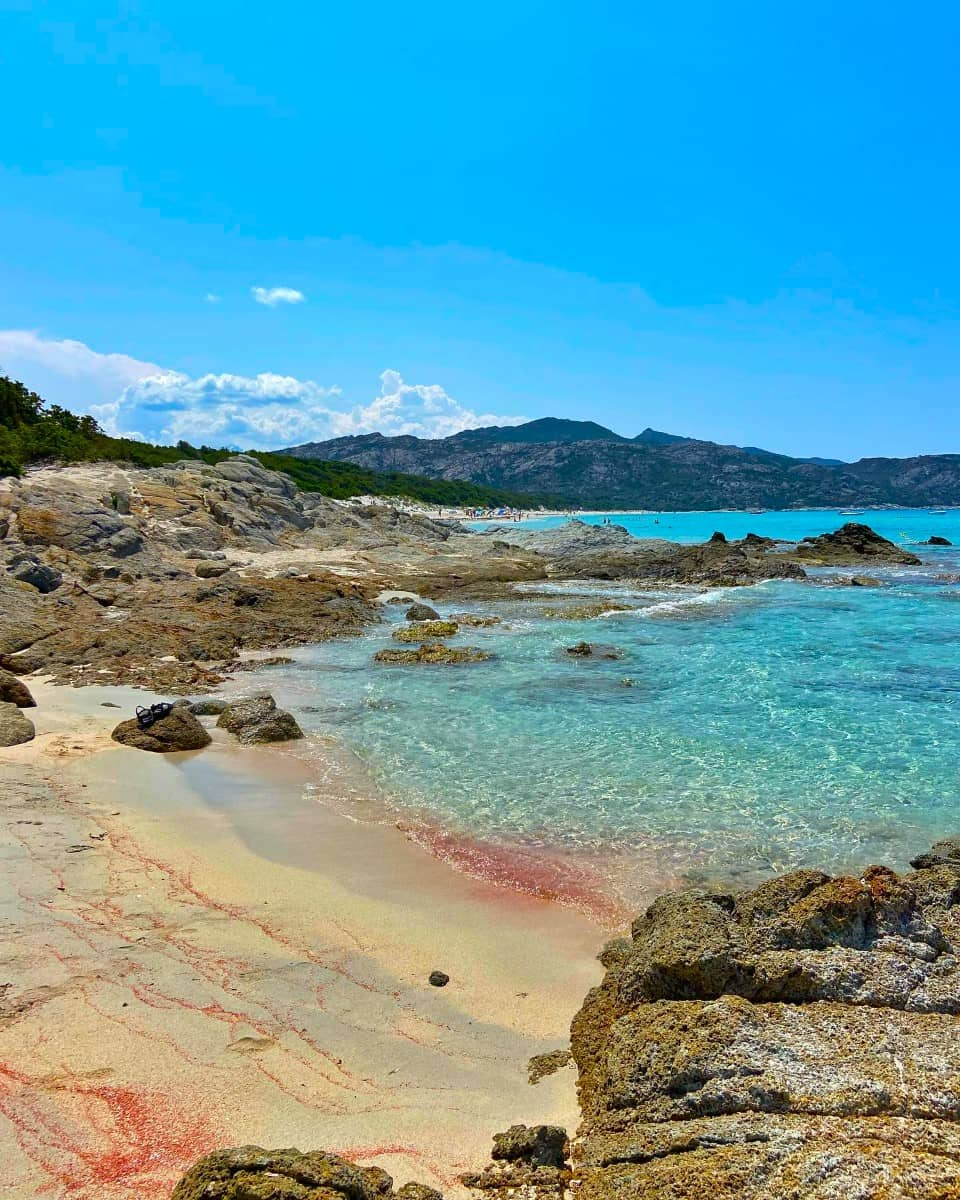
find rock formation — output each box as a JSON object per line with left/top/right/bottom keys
{"left": 393, "top": 620, "right": 459, "bottom": 642}
{"left": 567, "top": 852, "right": 960, "bottom": 1198}
{"left": 793, "top": 521, "right": 921, "bottom": 565}
{"left": 374, "top": 644, "right": 491, "bottom": 665}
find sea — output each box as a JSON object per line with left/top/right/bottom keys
{"left": 261, "top": 509, "right": 960, "bottom": 902}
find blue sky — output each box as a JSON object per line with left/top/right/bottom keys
{"left": 1, "top": 2, "right": 958, "bottom": 458}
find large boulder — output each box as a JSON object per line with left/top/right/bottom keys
{"left": 111, "top": 706, "right": 212, "bottom": 753}
{"left": 17, "top": 498, "right": 144, "bottom": 559}
{"left": 216, "top": 694, "right": 304, "bottom": 744}
{"left": 0, "top": 668, "right": 36, "bottom": 707}
{"left": 567, "top": 849, "right": 960, "bottom": 1199}
{"left": 374, "top": 644, "right": 491, "bottom": 665}
{"left": 0, "top": 701, "right": 35, "bottom": 746}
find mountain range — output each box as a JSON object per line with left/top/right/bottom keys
{"left": 287, "top": 419, "right": 960, "bottom": 510}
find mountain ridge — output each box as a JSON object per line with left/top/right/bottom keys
{"left": 287, "top": 419, "right": 960, "bottom": 510}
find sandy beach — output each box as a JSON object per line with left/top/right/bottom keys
{"left": 0, "top": 682, "right": 606, "bottom": 1200}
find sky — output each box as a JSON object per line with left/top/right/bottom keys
{"left": 1, "top": 2, "right": 959, "bottom": 459}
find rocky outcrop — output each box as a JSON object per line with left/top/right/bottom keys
{"left": 793, "top": 522, "right": 921, "bottom": 565}
{"left": 0, "top": 668, "right": 35, "bottom": 707}
{"left": 111, "top": 706, "right": 212, "bottom": 752}
{"left": 171, "top": 1146, "right": 441, "bottom": 1200}
{"left": 0, "top": 701, "right": 35, "bottom": 745}
{"left": 216, "top": 694, "right": 304, "bottom": 743}
{"left": 567, "top": 849, "right": 960, "bottom": 1198}
{"left": 926, "top": 535, "right": 952, "bottom": 546}
{"left": 7, "top": 553, "right": 63, "bottom": 592}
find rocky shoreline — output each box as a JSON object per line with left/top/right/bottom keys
{"left": 2, "top": 457, "right": 952, "bottom": 1199}
{"left": 0, "top": 456, "right": 921, "bottom": 701}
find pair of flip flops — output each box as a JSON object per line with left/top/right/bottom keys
{"left": 135, "top": 702, "right": 174, "bottom": 730}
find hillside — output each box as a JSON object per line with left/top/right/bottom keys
{"left": 0, "top": 375, "right": 554, "bottom": 509}
{"left": 289, "top": 420, "right": 960, "bottom": 510}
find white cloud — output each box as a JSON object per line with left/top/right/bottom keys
{"left": 204, "top": 292, "right": 221, "bottom": 304}
{"left": 251, "top": 286, "right": 305, "bottom": 307}
{"left": 0, "top": 330, "right": 522, "bottom": 450}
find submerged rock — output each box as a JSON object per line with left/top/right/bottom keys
{"left": 216, "top": 694, "right": 304, "bottom": 744}
{"left": 172, "top": 1146, "right": 433, "bottom": 1200}
{"left": 565, "top": 642, "right": 622, "bottom": 659}
{"left": 393, "top": 620, "right": 459, "bottom": 642}
{"left": 0, "top": 701, "right": 35, "bottom": 746}
{"left": 374, "top": 643, "right": 491, "bottom": 665}
{"left": 0, "top": 668, "right": 36, "bottom": 707}
{"left": 111, "top": 706, "right": 211, "bottom": 753}
{"left": 185, "top": 697, "right": 229, "bottom": 716}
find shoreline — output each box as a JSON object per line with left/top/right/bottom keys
{"left": 0, "top": 681, "right": 608, "bottom": 1200}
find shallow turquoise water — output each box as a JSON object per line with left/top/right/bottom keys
{"left": 267, "top": 511, "right": 960, "bottom": 886}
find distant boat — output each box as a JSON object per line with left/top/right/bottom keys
{"left": 931, "top": 508, "right": 948, "bottom": 514}
{"left": 839, "top": 509, "right": 865, "bottom": 516}
{"left": 747, "top": 508, "right": 765, "bottom": 515}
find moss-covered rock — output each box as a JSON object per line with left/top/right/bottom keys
{"left": 392, "top": 620, "right": 459, "bottom": 642}
{"left": 374, "top": 643, "right": 490, "bottom": 665}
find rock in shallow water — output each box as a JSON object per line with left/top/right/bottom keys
{"left": 111, "top": 706, "right": 211, "bottom": 753}
{"left": 405, "top": 602, "right": 440, "bottom": 621}
{"left": 216, "top": 693, "right": 304, "bottom": 743}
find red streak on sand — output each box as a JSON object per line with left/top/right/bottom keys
{"left": 407, "top": 824, "right": 628, "bottom": 926}
{"left": 0, "top": 1063, "right": 219, "bottom": 1198}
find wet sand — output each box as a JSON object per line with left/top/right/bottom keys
{"left": 0, "top": 683, "right": 606, "bottom": 1199}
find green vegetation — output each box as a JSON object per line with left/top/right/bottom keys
{"left": 0, "top": 375, "right": 553, "bottom": 508}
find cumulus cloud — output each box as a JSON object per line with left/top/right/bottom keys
{"left": 204, "top": 292, "right": 221, "bottom": 304}
{"left": 0, "top": 331, "right": 522, "bottom": 450}
{"left": 251, "top": 286, "right": 305, "bottom": 307}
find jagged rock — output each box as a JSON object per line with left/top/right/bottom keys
{"left": 568, "top": 848, "right": 960, "bottom": 1198}
{"left": 8, "top": 556, "right": 63, "bottom": 593}
{"left": 926, "top": 535, "right": 953, "bottom": 546}
{"left": 393, "top": 620, "right": 459, "bottom": 642}
{"left": 374, "top": 644, "right": 491, "bottom": 665}
{"left": 0, "top": 701, "right": 35, "bottom": 746}
{"left": 405, "top": 602, "right": 440, "bottom": 621}
{"left": 0, "top": 668, "right": 36, "bottom": 707}
{"left": 795, "top": 522, "right": 921, "bottom": 565}
{"left": 216, "top": 694, "right": 304, "bottom": 743}
{"left": 172, "top": 1145, "right": 430, "bottom": 1200}
{"left": 111, "top": 706, "right": 212, "bottom": 753}
{"left": 463, "top": 1126, "right": 570, "bottom": 1199}
{"left": 17, "top": 498, "right": 144, "bottom": 559}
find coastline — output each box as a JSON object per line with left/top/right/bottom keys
{"left": 0, "top": 681, "right": 607, "bottom": 1200}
